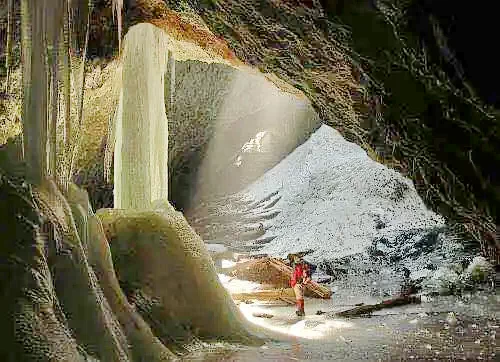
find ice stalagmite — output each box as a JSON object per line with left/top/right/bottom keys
{"left": 114, "top": 24, "right": 170, "bottom": 209}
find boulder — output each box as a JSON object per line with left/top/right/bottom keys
{"left": 460, "top": 256, "right": 495, "bottom": 285}
{"left": 424, "top": 266, "right": 462, "bottom": 295}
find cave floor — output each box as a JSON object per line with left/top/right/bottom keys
{"left": 183, "top": 286, "right": 499, "bottom": 361}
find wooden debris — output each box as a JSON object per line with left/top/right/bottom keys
{"left": 334, "top": 295, "right": 421, "bottom": 318}
{"left": 316, "top": 277, "right": 333, "bottom": 284}
{"left": 233, "top": 253, "right": 268, "bottom": 261}
{"left": 279, "top": 296, "right": 296, "bottom": 305}
{"left": 252, "top": 312, "right": 274, "bottom": 319}
{"left": 268, "top": 258, "right": 332, "bottom": 299}
{"left": 226, "top": 258, "right": 291, "bottom": 288}
{"left": 231, "top": 288, "right": 296, "bottom": 301}
{"left": 286, "top": 250, "right": 314, "bottom": 261}
{"left": 224, "top": 257, "right": 332, "bottom": 299}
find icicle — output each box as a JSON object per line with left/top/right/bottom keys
{"left": 104, "top": 90, "right": 121, "bottom": 184}
{"left": 21, "top": 0, "right": 50, "bottom": 184}
{"left": 62, "top": 0, "right": 72, "bottom": 168}
{"left": 110, "top": 89, "right": 122, "bottom": 201}
{"left": 68, "top": 4, "right": 93, "bottom": 180}
{"left": 5, "top": 0, "right": 14, "bottom": 91}
{"left": 114, "top": 23, "right": 170, "bottom": 209}
{"left": 47, "top": 2, "right": 64, "bottom": 177}
{"left": 112, "top": 0, "right": 123, "bottom": 50}
{"left": 169, "top": 54, "right": 176, "bottom": 109}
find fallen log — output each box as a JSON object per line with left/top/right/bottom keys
{"left": 225, "top": 257, "right": 332, "bottom": 298}
{"left": 279, "top": 296, "right": 296, "bottom": 305}
{"left": 231, "top": 288, "right": 296, "bottom": 301}
{"left": 252, "top": 313, "right": 274, "bottom": 319}
{"left": 268, "top": 258, "right": 332, "bottom": 299}
{"left": 334, "top": 295, "right": 421, "bottom": 318}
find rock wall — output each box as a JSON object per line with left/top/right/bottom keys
{"left": 1, "top": 0, "right": 498, "bottom": 257}
{"left": 183, "top": 0, "right": 499, "bottom": 259}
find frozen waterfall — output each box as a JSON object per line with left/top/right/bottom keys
{"left": 114, "top": 23, "right": 170, "bottom": 209}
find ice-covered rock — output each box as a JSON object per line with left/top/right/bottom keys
{"left": 461, "top": 256, "right": 494, "bottom": 285}
{"left": 424, "top": 266, "right": 462, "bottom": 295}
{"left": 446, "top": 312, "right": 458, "bottom": 326}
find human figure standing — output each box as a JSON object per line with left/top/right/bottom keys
{"left": 290, "top": 257, "right": 311, "bottom": 316}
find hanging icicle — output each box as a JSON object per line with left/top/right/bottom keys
{"left": 104, "top": 90, "right": 122, "bottom": 184}
{"left": 68, "top": 2, "right": 93, "bottom": 180}
{"left": 169, "top": 54, "right": 176, "bottom": 110}
{"left": 112, "top": 0, "right": 124, "bottom": 49}
{"left": 5, "top": 0, "right": 14, "bottom": 91}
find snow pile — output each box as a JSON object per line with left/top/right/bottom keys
{"left": 242, "top": 124, "right": 445, "bottom": 262}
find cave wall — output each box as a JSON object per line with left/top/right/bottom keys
{"left": 1, "top": 0, "right": 498, "bottom": 257}
{"left": 183, "top": 0, "right": 499, "bottom": 259}
{"left": 168, "top": 60, "right": 319, "bottom": 210}
{"left": 72, "top": 57, "right": 318, "bottom": 212}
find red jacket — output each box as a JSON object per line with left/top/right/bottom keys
{"left": 290, "top": 263, "right": 310, "bottom": 287}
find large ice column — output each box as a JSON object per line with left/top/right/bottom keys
{"left": 114, "top": 23, "right": 170, "bottom": 209}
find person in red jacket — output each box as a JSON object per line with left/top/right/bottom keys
{"left": 290, "top": 258, "right": 311, "bottom": 316}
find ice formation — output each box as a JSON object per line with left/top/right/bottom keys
{"left": 114, "top": 23, "right": 170, "bottom": 209}
{"left": 243, "top": 124, "right": 445, "bottom": 261}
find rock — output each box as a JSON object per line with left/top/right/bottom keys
{"left": 424, "top": 266, "right": 461, "bottom": 295}
{"left": 461, "top": 256, "right": 494, "bottom": 284}
{"left": 446, "top": 312, "right": 458, "bottom": 326}
{"left": 316, "top": 277, "right": 333, "bottom": 284}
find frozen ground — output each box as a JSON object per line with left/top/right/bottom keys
{"left": 187, "top": 275, "right": 499, "bottom": 361}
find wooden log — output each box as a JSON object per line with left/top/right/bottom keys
{"left": 268, "top": 258, "right": 332, "bottom": 299}
{"left": 279, "top": 296, "right": 297, "bottom": 305}
{"left": 231, "top": 253, "right": 270, "bottom": 263}
{"left": 252, "top": 313, "right": 274, "bottom": 318}
{"left": 334, "top": 295, "right": 421, "bottom": 318}
{"left": 231, "top": 288, "right": 296, "bottom": 301}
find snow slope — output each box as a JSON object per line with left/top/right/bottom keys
{"left": 242, "top": 124, "right": 445, "bottom": 262}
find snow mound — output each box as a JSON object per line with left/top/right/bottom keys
{"left": 242, "top": 125, "right": 444, "bottom": 262}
